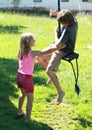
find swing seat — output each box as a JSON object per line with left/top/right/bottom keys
{"left": 62, "top": 52, "right": 80, "bottom": 95}
{"left": 62, "top": 52, "right": 79, "bottom": 62}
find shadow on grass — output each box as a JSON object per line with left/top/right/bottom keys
{"left": 0, "top": 58, "right": 18, "bottom": 129}
{"left": 0, "top": 58, "right": 53, "bottom": 130}
{"left": 33, "top": 62, "right": 47, "bottom": 85}
{"left": 34, "top": 62, "right": 45, "bottom": 72}
{"left": 73, "top": 116, "right": 92, "bottom": 128}
{"left": 78, "top": 116, "right": 92, "bottom": 128}
{"left": 0, "top": 25, "right": 26, "bottom": 34}
{"left": 11, "top": 118, "right": 54, "bottom": 130}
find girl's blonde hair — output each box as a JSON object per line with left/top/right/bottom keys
{"left": 18, "top": 32, "right": 33, "bottom": 59}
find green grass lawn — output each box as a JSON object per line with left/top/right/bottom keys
{"left": 0, "top": 11, "right": 92, "bottom": 130}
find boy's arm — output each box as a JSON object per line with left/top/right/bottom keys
{"left": 31, "top": 28, "right": 67, "bottom": 58}
{"left": 55, "top": 27, "right": 67, "bottom": 49}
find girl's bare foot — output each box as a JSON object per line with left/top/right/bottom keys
{"left": 56, "top": 91, "right": 65, "bottom": 105}
{"left": 17, "top": 111, "right": 25, "bottom": 116}
{"left": 25, "top": 118, "right": 31, "bottom": 123}
{"left": 15, "top": 112, "right": 25, "bottom": 119}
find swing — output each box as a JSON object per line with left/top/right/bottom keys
{"left": 57, "top": 0, "right": 80, "bottom": 95}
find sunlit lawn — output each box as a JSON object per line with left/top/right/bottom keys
{"left": 0, "top": 11, "right": 92, "bottom": 130}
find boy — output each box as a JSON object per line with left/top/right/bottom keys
{"left": 37, "top": 9, "right": 78, "bottom": 105}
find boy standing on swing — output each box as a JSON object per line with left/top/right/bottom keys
{"left": 37, "top": 9, "right": 78, "bottom": 105}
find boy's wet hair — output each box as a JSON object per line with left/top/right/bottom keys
{"left": 57, "top": 9, "right": 74, "bottom": 25}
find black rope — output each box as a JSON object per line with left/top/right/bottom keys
{"left": 70, "top": 59, "right": 80, "bottom": 95}
{"left": 58, "top": 0, "right": 60, "bottom": 11}
{"left": 70, "top": 61, "right": 77, "bottom": 84}
{"left": 57, "top": 0, "right": 80, "bottom": 95}
{"left": 57, "top": 0, "right": 61, "bottom": 38}
{"left": 76, "top": 58, "right": 79, "bottom": 84}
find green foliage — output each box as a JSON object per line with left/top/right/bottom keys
{"left": 0, "top": 12, "right": 92, "bottom": 130}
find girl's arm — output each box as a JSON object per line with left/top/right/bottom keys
{"left": 31, "top": 43, "right": 66, "bottom": 58}
{"left": 31, "top": 45, "right": 57, "bottom": 58}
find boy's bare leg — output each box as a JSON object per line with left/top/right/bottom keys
{"left": 37, "top": 57, "right": 48, "bottom": 68}
{"left": 36, "top": 53, "right": 52, "bottom": 69}
{"left": 25, "top": 93, "right": 34, "bottom": 122}
{"left": 46, "top": 69, "right": 65, "bottom": 105}
{"left": 37, "top": 53, "right": 52, "bottom": 84}
{"left": 18, "top": 88, "right": 26, "bottom": 115}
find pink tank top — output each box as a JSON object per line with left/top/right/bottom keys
{"left": 18, "top": 50, "right": 35, "bottom": 75}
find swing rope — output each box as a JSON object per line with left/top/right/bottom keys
{"left": 57, "top": 0, "right": 61, "bottom": 38}
{"left": 57, "top": 0, "right": 80, "bottom": 95}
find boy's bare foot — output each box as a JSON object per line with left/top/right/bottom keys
{"left": 46, "top": 78, "right": 52, "bottom": 85}
{"left": 56, "top": 91, "right": 65, "bottom": 105}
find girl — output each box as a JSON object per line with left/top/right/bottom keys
{"left": 16, "top": 32, "right": 65, "bottom": 122}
